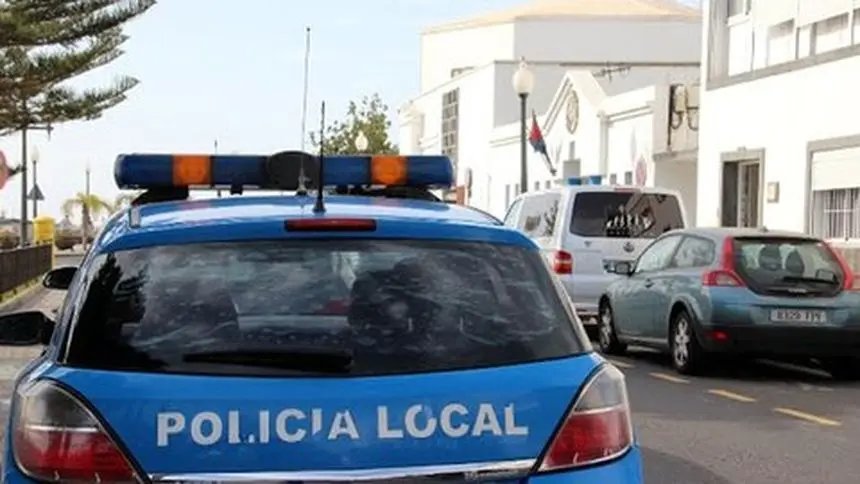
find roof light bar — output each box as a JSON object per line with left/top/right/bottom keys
{"left": 114, "top": 153, "right": 454, "bottom": 190}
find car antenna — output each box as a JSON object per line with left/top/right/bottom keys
{"left": 313, "top": 101, "right": 326, "bottom": 213}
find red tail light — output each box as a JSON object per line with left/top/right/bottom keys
{"left": 702, "top": 238, "right": 745, "bottom": 287}
{"left": 285, "top": 218, "right": 376, "bottom": 231}
{"left": 538, "top": 365, "right": 633, "bottom": 472}
{"left": 320, "top": 298, "right": 349, "bottom": 315}
{"left": 12, "top": 380, "right": 139, "bottom": 483}
{"left": 553, "top": 250, "right": 573, "bottom": 274}
{"left": 822, "top": 242, "right": 860, "bottom": 291}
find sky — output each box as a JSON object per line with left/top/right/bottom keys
{"left": 0, "top": 0, "right": 701, "bottom": 221}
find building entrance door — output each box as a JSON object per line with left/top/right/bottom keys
{"left": 721, "top": 159, "right": 760, "bottom": 227}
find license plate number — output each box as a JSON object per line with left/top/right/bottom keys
{"left": 770, "top": 309, "right": 827, "bottom": 323}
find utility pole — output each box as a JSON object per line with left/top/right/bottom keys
{"left": 19, "top": 126, "right": 27, "bottom": 245}
{"left": 83, "top": 164, "right": 91, "bottom": 250}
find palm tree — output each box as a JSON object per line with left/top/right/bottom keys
{"left": 62, "top": 193, "right": 111, "bottom": 249}
{"left": 109, "top": 192, "right": 141, "bottom": 214}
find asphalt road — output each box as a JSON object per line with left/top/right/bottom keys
{"left": 610, "top": 346, "right": 860, "bottom": 483}
{"left": 0, "top": 268, "right": 855, "bottom": 484}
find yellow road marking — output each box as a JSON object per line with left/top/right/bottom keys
{"left": 649, "top": 372, "right": 690, "bottom": 384}
{"left": 707, "top": 389, "right": 757, "bottom": 403}
{"left": 607, "top": 359, "right": 634, "bottom": 369}
{"left": 773, "top": 407, "right": 841, "bottom": 427}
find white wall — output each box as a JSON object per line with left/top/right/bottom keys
{"left": 420, "top": 25, "right": 515, "bottom": 92}
{"left": 421, "top": 16, "right": 701, "bottom": 94}
{"left": 655, "top": 160, "right": 698, "bottom": 226}
{"left": 697, "top": 55, "right": 860, "bottom": 231}
{"left": 513, "top": 18, "right": 701, "bottom": 65}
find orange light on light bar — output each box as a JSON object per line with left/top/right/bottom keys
{"left": 172, "top": 155, "right": 212, "bottom": 185}
{"left": 370, "top": 155, "right": 407, "bottom": 185}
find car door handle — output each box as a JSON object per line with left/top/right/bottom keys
{"left": 644, "top": 279, "right": 654, "bottom": 288}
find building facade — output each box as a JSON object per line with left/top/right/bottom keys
{"left": 486, "top": 69, "right": 701, "bottom": 221}
{"left": 698, "top": 0, "right": 860, "bottom": 250}
{"left": 398, "top": 0, "right": 701, "bottom": 206}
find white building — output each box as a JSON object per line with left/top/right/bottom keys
{"left": 398, "top": 0, "right": 701, "bottom": 207}
{"left": 698, "top": 0, "right": 860, "bottom": 249}
{"left": 486, "top": 68, "right": 701, "bottom": 221}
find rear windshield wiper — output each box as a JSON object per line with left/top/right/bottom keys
{"left": 780, "top": 276, "right": 839, "bottom": 285}
{"left": 182, "top": 347, "right": 354, "bottom": 373}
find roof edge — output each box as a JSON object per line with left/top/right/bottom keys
{"left": 422, "top": 13, "right": 701, "bottom": 35}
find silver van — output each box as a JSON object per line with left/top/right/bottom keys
{"left": 503, "top": 182, "right": 688, "bottom": 328}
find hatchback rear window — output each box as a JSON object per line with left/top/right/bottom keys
{"left": 570, "top": 192, "right": 684, "bottom": 238}
{"left": 733, "top": 237, "right": 845, "bottom": 296}
{"left": 65, "top": 240, "right": 584, "bottom": 376}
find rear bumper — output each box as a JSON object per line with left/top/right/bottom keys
{"left": 698, "top": 325, "right": 860, "bottom": 358}
{"left": 528, "top": 445, "right": 643, "bottom": 483}
{"left": 1, "top": 447, "right": 644, "bottom": 484}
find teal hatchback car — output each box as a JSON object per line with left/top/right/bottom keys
{"left": 597, "top": 227, "right": 860, "bottom": 378}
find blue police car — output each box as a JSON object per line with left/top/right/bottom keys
{"left": 0, "top": 151, "right": 643, "bottom": 482}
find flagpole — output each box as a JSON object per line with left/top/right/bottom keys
{"left": 297, "top": 26, "right": 311, "bottom": 195}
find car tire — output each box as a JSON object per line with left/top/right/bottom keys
{"left": 820, "top": 357, "right": 860, "bottom": 381}
{"left": 670, "top": 310, "right": 706, "bottom": 375}
{"left": 597, "top": 302, "right": 627, "bottom": 355}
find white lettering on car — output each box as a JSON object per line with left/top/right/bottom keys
{"left": 155, "top": 404, "right": 528, "bottom": 447}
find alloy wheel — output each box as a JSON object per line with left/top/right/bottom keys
{"left": 599, "top": 308, "right": 613, "bottom": 349}
{"left": 673, "top": 317, "right": 691, "bottom": 368}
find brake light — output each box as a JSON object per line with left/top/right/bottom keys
{"left": 538, "top": 365, "right": 633, "bottom": 472}
{"left": 12, "top": 380, "right": 139, "bottom": 483}
{"left": 553, "top": 250, "right": 573, "bottom": 274}
{"left": 822, "top": 242, "right": 860, "bottom": 291}
{"left": 285, "top": 218, "right": 376, "bottom": 231}
{"left": 702, "top": 238, "right": 744, "bottom": 287}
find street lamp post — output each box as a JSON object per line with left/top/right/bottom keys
{"left": 18, "top": 122, "right": 52, "bottom": 245}
{"left": 355, "top": 131, "right": 369, "bottom": 152}
{"left": 512, "top": 58, "right": 534, "bottom": 194}
{"left": 30, "top": 146, "right": 39, "bottom": 219}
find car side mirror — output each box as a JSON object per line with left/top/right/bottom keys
{"left": 613, "top": 261, "right": 634, "bottom": 275}
{"left": 42, "top": 266, "right": 77, "bottom": 290}
{"left": 0, "top": 311, "right": 54, "bottom": 346}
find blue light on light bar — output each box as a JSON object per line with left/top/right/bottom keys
{"left": 113, "top": 153, "right": 454, "bottom": 190}
{"left": 567, "top": 175, "right": 604, "bottom": 186}
{"left": 114, "top": 154, "right": 267, "bottom": 189}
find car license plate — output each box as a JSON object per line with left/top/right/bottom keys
{"left": 770, "top": 309, "right": 827, "bottom": 323}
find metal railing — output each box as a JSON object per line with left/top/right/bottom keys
{"left": 0, "top": 244, "right": 52, "bottom": 294}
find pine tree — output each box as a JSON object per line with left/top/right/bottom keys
{"left": 0, "top": 0, "right": 157, "bottom": 135}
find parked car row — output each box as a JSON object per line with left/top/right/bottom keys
{"left": 505, "top": 180, "right": 860, "bottom": 379}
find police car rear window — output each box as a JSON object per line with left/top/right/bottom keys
{"left": 570, "top": 192, "right": 684, "bottom": 238}
{"left": 65, "top": 240, "right": 584, "bottom": 376}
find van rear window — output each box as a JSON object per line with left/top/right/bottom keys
{"left": 65, "top": 240, "right": 585, "bottom": 376}
{"left": 570, "top": 192, "right": 684, "bottom": 238}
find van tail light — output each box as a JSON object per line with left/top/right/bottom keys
{"left": 702, "top": 237, "right": 745, "bottom": 287}
{"left": 822, "top": 242, "right": 860, "bottom": 291}
{"left": 537, "top": 365, "right": 633, "bottom": 472}
{"left": 553, "top": 250, "right": 573, "bottom": 274}
{"left": 12, "top": 380, "right": 139, "bottom": 483}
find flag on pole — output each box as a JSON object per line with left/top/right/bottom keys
{"left": 528, "top": 110, "right": 557, "bottom": 176}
